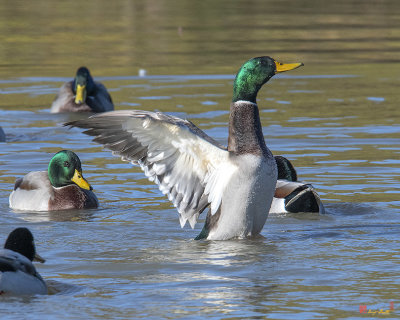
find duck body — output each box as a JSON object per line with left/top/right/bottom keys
{"left": 198, "top": 100, "right": 277, "bottom": 240}
{"left": 69, "top": 109, "right": 276, "bottom": 240}
{"left": 9, "top": 171, "right": 98, "bottom": 211}
{"left": 51, "top": 67, "right": 113, "bottom": 113}
{"left": 66, "top": 56, "right": 302, "bottom": 240}
{"left": 271, "top": 180, "right": 324, "bottom": 214}
{"left": 9, "top": 150, "right": 98, "bottom": 211}
{"left": 0, "top": 249, "right": 47, "bottom": 295}
{"left": 204, "top": 153, "right": 276, "bottom": 240}
{"left": 271, "top": 156, "right": 324, "bottom": 214}
{"left": 0, "top": 228, "right": 47, "bottom": 295}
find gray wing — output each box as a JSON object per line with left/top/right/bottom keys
{"left": 66, "top": 110, "right": 237, "bottom": 228}
{"left": 0, "top": 249, "right": 37, "bottom": 276}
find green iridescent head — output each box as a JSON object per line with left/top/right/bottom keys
{"left": 73, "top": 67, "right": 95, "bottom": 105}
{"left": 232, "top": 56, "right": 303, "bottom": 103}
{"left": 48, "top": 150, "right": 92, "bottom": 190}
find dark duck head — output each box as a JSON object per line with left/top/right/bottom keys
{"left": 4, "top": 228, "right": 45, "bottom": 263}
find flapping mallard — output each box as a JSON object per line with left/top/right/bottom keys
{"left": 67, "top": 56, "right": 303, "bottom": 240}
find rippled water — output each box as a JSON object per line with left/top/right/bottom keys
{"left": 1, "top": 0, "right": 400, "bottom": 319}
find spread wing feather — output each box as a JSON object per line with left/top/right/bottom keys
{"left": 66, "top": 110, "right": 237, "bottom": 228}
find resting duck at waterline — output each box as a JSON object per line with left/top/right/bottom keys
{"left": 9, "top": 150, "right": 98, "bottom": 211}
{"left": 271, "top": 156, "right": 325, "bottom": 214}
{"left": 0, "top": 228, "right": 47, "bottom": 295}
{"left": 66, "top": 56, "right": 303, "bottom": 240}
{"left": 50, "top": 67, "right": 114, "bottom": 113}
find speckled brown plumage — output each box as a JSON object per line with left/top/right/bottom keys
{"left": 49, "top": 185, "right": 98, "bottom": 210}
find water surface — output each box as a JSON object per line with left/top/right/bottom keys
{"left": 1, "top": 1, "right": 400, "bottom": 319}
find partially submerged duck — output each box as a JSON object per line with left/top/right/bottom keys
{"left": 9, "top": 150, "right": 98, "bottom": 211}
{"left": 51, "top": 67, "right": 114, "bottom": 113}
{"left": 66, "top": 56, "right": 303, "bottom": 240}
{"left": 0, "top": 228, "right": 47, "bottom": 295}
{"left": 271, "top": 156, "right": 325, "bottom": 214}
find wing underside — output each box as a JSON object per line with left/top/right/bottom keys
{"left": 66, "top": 110, "right": 236, "bottom": 228}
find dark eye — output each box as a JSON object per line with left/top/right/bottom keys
{"left": 63, "top": 161, "right": 70, "bottom": 168}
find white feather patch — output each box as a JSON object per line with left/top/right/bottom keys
{"left": 73, "top": 110, "right": 233, "bottom": 228}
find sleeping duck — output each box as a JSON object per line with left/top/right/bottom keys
{"left": 0, "top": 228, "right": 47, "bottom": 295}
{"left": 50, "top": 67, "right": 114, "bottom": 113}
{"left": 66, "top": 56, "right": 303, "bottom": 240}
{"left": 271, "top": 156, "right": 325, "bottom": 214}
{"left": 9, "top": 150, "right": 98, "bottom": 211}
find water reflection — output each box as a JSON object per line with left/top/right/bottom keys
{"left": 11, "top": 209, "right": 96, "bottom": 223}
{"left": 46, "top": 280, "right": 82, "bottom": 295}
{"left": 174, "top": 237, "right": 277, "bottom": 266}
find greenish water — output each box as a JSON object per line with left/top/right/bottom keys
{"left": 1, "top": 1, "right": 400, "bottom": 319}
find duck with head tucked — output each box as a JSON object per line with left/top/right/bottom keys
{"left": 51, "top": 67, "right": 114, "bottom": 113}
{"left": 0, "top": 228, "right": 47, "bottom": 295}
{"left": 271, "top": 156, "right": 325, "bottom": 214}
{"left": 9, "top": 150, "right": 98, "bottom": 211}
{"left": 66, "top": 56, "right": 303, "bottom": 240}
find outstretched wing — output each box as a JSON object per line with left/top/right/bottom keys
{"left": 66, "top": 110, "right": 236, "bottom": 228}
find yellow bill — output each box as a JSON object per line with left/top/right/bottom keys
{"left": 75, "top": 84, "right": 86, "bottom": 104}
{"left": 71, "top": 169, "right": 92, "bottom": 190}
{"left": 274, "top": 60, "right": 304, "bottom": 73}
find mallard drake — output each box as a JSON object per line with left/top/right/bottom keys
{"left": 271, "top": 156, "right": 325, "bottom": 214}
{"left": 66, "top": 56, "right": 303, "bottom": 240}
{"left": 9, "top": 150, "right": 98, "bottom": 211}
{"left": 0, "top": 228, "right": 47, "bottom": 295}
{"left": 50, "top": 67, "right": 114, "bottom": 113}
